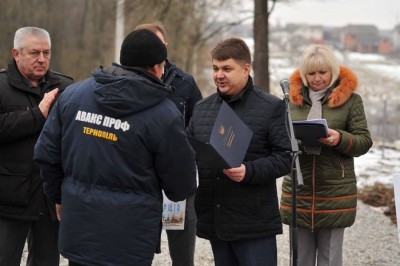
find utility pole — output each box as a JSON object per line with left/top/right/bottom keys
{"left": 382, "top": 96, "right": 387, "bottom": 159}
{"left": 115, "top": 0, "right": 125, "bottom": 63}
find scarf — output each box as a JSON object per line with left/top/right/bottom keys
{"left": 304, "top": 87, "right": 328, "bottom": 154}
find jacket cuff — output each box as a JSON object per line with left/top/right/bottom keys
{"left": 241, "top": 162, "right": 253, "bottom": 183}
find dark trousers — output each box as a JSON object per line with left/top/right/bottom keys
{"left": 0, "top": 216, "right": 59, "bottom": 266}
{"left": 166, "top": 193, "right": 196, "bottom": 266}
{"left": 210, "top": 235, "right": 277, "bottom": 266}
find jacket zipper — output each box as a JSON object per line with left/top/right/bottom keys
{"left": 180, "top": 101, "right": 187, "bottom": 127}
{"left": 338, "top": 157, "right": 345, "bottom": 177}
{"left": 311, "top": 155, "right": 316, "bottom": 231}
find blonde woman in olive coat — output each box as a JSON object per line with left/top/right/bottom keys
{"left": 280, "top": 44, "right": 372, "bottom": 266}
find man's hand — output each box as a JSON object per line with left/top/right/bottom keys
{"left": 39, "top": 88, "right": 59, "bottom": 118}
{"left": 223, "top": 164, "right": 246, "bottom": 182}
{"left": 56, "top": 203, "right": 62, "bottom": 221}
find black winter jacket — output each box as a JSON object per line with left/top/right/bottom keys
{"left": 186, "top": 77, "right": 291, "bottom": 241}
{"left": 162, "top": 60, "right": 203, "bottom": 127}
{"left": 0, "top": 60, "right": 73, "bottom": 221}
{"left": 34, "top": 64, "right": 197, "bottom": 266}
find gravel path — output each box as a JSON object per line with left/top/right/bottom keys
{"left": 153, "top": 183, "right": 400, "bottom": 265}
{"left": 21, "top": 179, "right": 400, "bottom": 265}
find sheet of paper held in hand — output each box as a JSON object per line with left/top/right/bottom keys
{"left": 292, "top": 118, "right": 329, "bottom": 146}
{"left": 188, "top": 101, "right": 253, "bottom": 169}
{"left": 162, "top": 191, "right": 186, "bottom": 230}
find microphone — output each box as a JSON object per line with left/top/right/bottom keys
{"left": 280, "top": 79, "right": 290, "bottom": 99}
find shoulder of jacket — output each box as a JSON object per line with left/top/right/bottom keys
{"left": 204, "top": 92, "right": 220, "bottom": 101}
{"left": 253, "top": 86, "right": 281, "bottom": 104}
{"left": 194, "top": 93, "right": 219, "bottom": 107}
{"left": 167, "top": 63, "right": 195, "bottom": 81}
{"left": 171, "top": 66, "right": 185, "bottom": 77}
{"left": 0, "top": 69, "right": 7, "bottom": 80}
{"left": 177, "top": 68, "right": 196, "bottom": 83}
{"left": 49, "top": 70, "right": 73, "bottom": 81}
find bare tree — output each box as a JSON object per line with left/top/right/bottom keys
{"left": 123, "top": 0, "right": 247, "bottom": 93}
{"left": 253, "top": 0, "right": 277, "bottom": 93}
{"left": 0, "top": 0, "right": 251, "bottom": 90}
{"left": 0, "top": 0, "right": 115, "bottom": 79}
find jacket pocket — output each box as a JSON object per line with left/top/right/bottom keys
{"left": 0, "top": 162, "right": 32, "bottom": 206}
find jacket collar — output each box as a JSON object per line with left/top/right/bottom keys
{"left": 7, "top": 59, "right": 61, "bottom": 95}
{"left": 115, "top": 63, "right": 166, "bottom": 87}
{"left": 217, "top": 76, "right": 253, "bottom": 103}
{"left": 289, "top": 66, "right": 358, "bottom": 108}
{"left": 162, "top": 59, "right": 178, "bottom": 88}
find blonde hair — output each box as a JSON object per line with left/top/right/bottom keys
{"left": 299, "top": 44, "right": 339, "bottom": 88}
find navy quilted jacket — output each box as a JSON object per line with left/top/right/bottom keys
{"left": 162, "top": 60, "right": 203, "bottom": 128}
{"left": 186, "top": 77, "right": 291, "bottom": 241}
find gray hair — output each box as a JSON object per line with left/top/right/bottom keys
{"left": 14, "top": 27, "right": 51, "bottom": 50}
{"left": 299, "top": 44, "right": 340, "bottom": 88}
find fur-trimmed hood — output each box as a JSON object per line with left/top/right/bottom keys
{"left": 289, "top": 66, "right": 358, "bottom": 108}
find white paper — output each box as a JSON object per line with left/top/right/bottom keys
{"left": 393, "top": 173, "right": 400, "bottom": 243}
{"left": 162, "top": 191, "right": 186, "bottom": 230}
{"left": 293, "top": 118, "right": 328, "bottom": 128}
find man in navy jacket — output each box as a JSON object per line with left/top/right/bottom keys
{"left": 34, "top": 29, "right": 197, "bottom": 266}
{"left": 135, "top": 22, "right": 202, "bottom": 266}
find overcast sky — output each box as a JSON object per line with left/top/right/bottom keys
{"left": 265, "top": 0, "right": 400, "bottom": 30}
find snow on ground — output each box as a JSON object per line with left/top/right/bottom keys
{"left": 355, "top": 146, "right": 400, "bottom": 188}
{"left": 347, "top": 52, "right": 387, "bottom": 62}
{"left": 363, "top": 63, "right": 400, "bottom": 82}
{"left": 344, "top": 51, "right": 400, "bottom": 82}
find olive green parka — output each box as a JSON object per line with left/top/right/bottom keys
{"left": 280, "top": 66, "right": 373, "bottom": 230}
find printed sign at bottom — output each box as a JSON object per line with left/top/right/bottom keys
{"left": 162, "top": 191, "right": 186, "bottom": 230}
